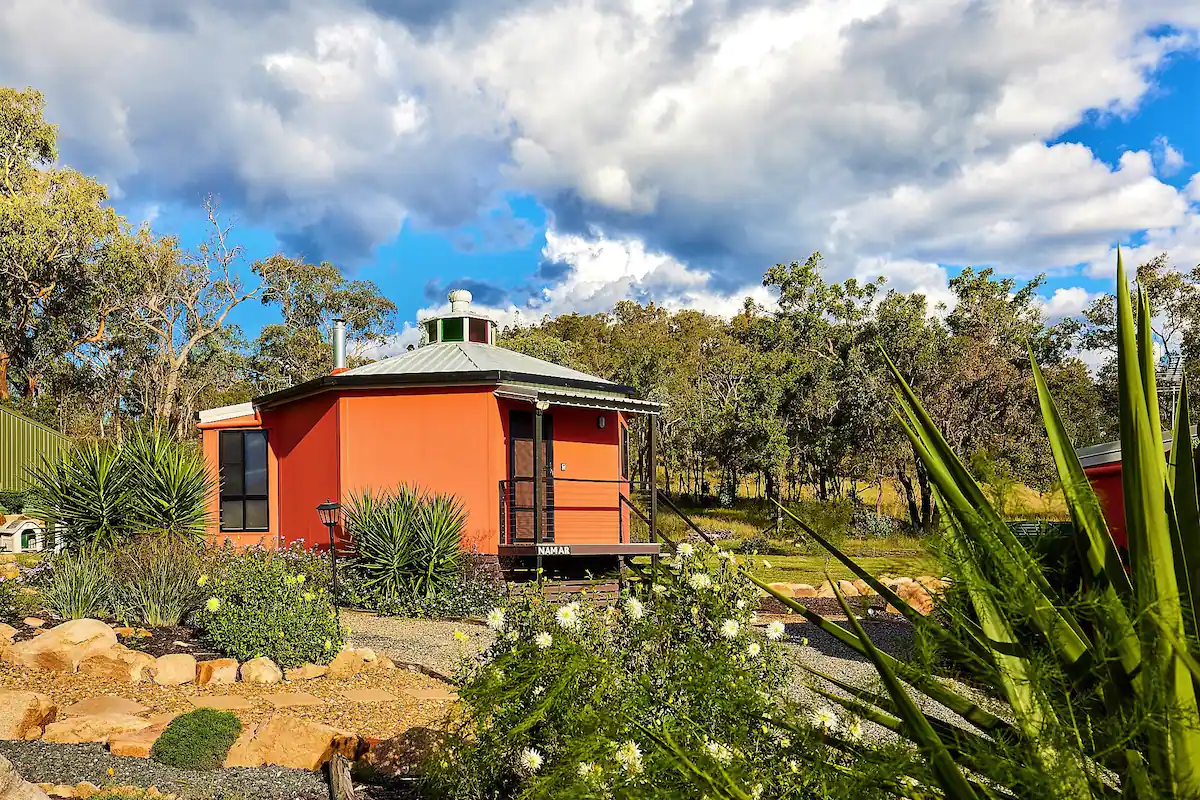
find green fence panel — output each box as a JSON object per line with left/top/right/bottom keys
{"left": 0, "top": 406, "right": 69, "bottom": 491}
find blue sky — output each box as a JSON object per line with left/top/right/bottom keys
{"left": 4, "top": 0, "right": 1200, "bottom": 349}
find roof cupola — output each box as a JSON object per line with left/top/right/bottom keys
{"left": 421, "top": 289, "right": 498, "bottom": 346}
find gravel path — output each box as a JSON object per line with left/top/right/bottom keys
{"left": 0, "top": 740, "right": 328, "bottom": 799}
{"left": 341, "top": 611, "right": 495, "bottom": 679}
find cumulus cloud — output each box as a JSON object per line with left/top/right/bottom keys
{"left": 2, "top": 0, "right": 1200, "bottom": 316}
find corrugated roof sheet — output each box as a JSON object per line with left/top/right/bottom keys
{"left": 344, "top": 342, "right": 619, "bottom": 386}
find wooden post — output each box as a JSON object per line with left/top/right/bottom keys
{"left": 328, "top": 754, "right": 354, "bottom": 800}
{"left": 533, "top": 404, "right": 544, "bottom": 579}
{"left": 649, "top": 413, "right": 659, "bottom": 573}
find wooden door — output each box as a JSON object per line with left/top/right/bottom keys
{"left": 508, "top": 410, "right": 555, "bottom": 543}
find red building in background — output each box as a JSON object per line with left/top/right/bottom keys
{"left": 196, "top": 290, "right": 662, "bottom": 567}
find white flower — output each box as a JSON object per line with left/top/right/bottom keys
{"left": 505, "top": 629, "right": 520, "bottom": 642}
{"left": 812, "top": 707, "right": 838, "bottom": 731}
{"left": 736, "top": 599, "right": 747, "bottom": 610}
{"left": 846, "top": 720, "right": 864, "bottom": 741}
{"left": 720, "top": 619, "right": 740, "bottom": 639}
{"left": 615, "top": 740, "right": 643, "bottom": 774}
{"left": 555, "top": 603, "right": 581, "bottom": 630}
{"left": 702, "top": 740, "right": 733, "bottom": 764}
{"left": 518, "top": 747, "right": 544, "bottom": 774}
{"left": 578, "top": 762, "right": 600, "bottom": 780}
{"left": 788, "top": 759, "right": 799, "bottom": 773}
{"left": 766, "top": 621, "right": 785, "bottom": 641}
{"left": 746, "top": 642, "right": 761, "bottom": 658}
{"left": 624, "top": 597, "right": 645, "bottom": 620}
{"left": 652, "top": 583, "right": 667, "bottom": 595}
{"left": 532, "top": 685, "right": 544, "bottom": 697}
{"left": 205, "top": 597, "right": 221, "bottom": 612}
{"left": 688, "top": 573, "right": 713, "bottom": 591}
{"left": 752, "top": 784, "right": 764, "bottom": 800}
{"left": 486, "top": 608, "right": 506, "bottom": 630}
{"left": 534, "top": 631, "right": 553, "bottom": 649}
{"left": 677, "top": 542, "right": 694, "bottom": 558}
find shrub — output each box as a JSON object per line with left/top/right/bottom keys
{"left": 195, "top": 542, "right": 344, "bottom": 667}
{"left": 0, "top": 489, "right": 26, "bottom": 514}
{"left": 345, "top": 551, "right": 506, "bottom": 619}
{"left": 422, "top": 544, "right": 906, "bottom": 799}
{"left": 852, "top": 507, "right": 898, "bottom": 538}
{"left": 343, "top": 485, "right": 466, "bottom": 598}
{"left": 24, "top": 429, "right": 213, "bottom": 550}
{"left": 110, "top": 537, "right": 207, "bottom": 627}
{"left": 0, "top": 572, "right": 41, "bottom": 622}
{"left": 39, "top": 550, "right": 112, "bottom": 619}
{"left": 150, "top": 708, "right": 243, "bottom": 771}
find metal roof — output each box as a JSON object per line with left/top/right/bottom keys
{"left": 494, "top": 384, "right": 662, "bottom": 415}
{"left": 1075, "top": 426, "right": 1196, "bottom": 468}
{"left": 344, "top": 342, "right": 619, "bottom": 386}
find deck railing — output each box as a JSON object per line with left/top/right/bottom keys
{"left": 498, "top": 477, "right": 653, "bottom": 547}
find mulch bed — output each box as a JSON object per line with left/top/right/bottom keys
{"left": 10, "top": 620, "right": 223, "bottom": 660}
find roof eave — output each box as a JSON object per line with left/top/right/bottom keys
{"left": 252, "top": 370, "right": 642, "bottom": 411}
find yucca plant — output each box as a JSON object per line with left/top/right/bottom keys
{"left": 746, "top": 251, "right": 1200, "bottom": 798}
{"left": 24, "top": 441, "right": 131, "bottom": 549}
{"left": 343, "top": 484, "right": 466, "bottom": 599}
{"left": 122, "top": 429, "right": 214, "bottom": 540}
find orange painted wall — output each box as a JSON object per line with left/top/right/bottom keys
{"left": 198, "top": 414, "right": 280, "bottom": 549}
{"left": 337, "top": 386, "right": 505, "bottom": 554}
{"left": 266, "top": 394, "right": 340, "bottom": 550}
{"left": 499, "top": 401, "right": 624, "bottom": 546}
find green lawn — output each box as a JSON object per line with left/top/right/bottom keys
{"left": 743, "top": 553, "right": 943, "bottom": 586}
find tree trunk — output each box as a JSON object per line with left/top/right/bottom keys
{"left": 0, "top": 353, "right": 8, "bottom": 401}
{"left": 917, "top": 461, "right": 934, "bottom": 532}
{"left": 328, "top": 754, "right": 354, "bottom": 800}
{"left": 896, "top": 470, "right": 921, "bottom": 532}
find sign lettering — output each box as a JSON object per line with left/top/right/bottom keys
{"left": 537, "top": 544, "right": 571, "bottom": 556}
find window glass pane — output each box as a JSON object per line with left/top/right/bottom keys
{"left": 469, "top": 317, "right": 488, "bottom": 343}
{"left": 220, "top": 500, "right": 243, "bottom": 531}
{"left": 244, "top": 499, "right": 269, "bottom": 530}
{"left": 220, "top": 465, "right": 244, "bottom": 498}
{"left": 244, "top": 431, "right": 268, "bottom": 496}
{"left": 219, "top": 431, "right": 242, "bottom": 464}
{"left": 442, "top": 317, "right": 464, "bottom": 342}
{"left": 425, "top": 320, "right": 438, "bottom": 342}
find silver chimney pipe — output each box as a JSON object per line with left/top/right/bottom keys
{"left": 332, "top": 318, "right": 347, "bottom": 370}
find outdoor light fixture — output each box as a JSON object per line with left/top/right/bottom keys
{"left": 597, "top": 415, "right": 607, "bottom": 429}
{"left": 316, "top": 500, "right": 342, "bottom": 594}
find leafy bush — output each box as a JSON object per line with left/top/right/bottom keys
{"left": 422, "top": 543, "right": 907, "bottom": 799}
{"left": 343, "top": 485, "right": 466, "bottom": 598}
{"left": 110, "top": 537, "right": 207, "bottom": 627}
{"left": 150, "top": 708, "right": 243, "bottom": 771}
{"left": 195, "top": 542, "right": 344, "bottom": 667}
{"left": 24, "top": 429, "right": 213, "bottom": 550}
{"left": 852, "top": 507, "right": 898, "bottom": 538}
{"left": 0, "top": 572, "right": 41, "bottom": 622}
{"left": 39, "top": 550, "right": 112, "bottom": 619}
{"left": 342, "top": 551, "right": 506, "bottom": 618}
{"left": 0, "top": 489, "right": 25, "bottom": 514}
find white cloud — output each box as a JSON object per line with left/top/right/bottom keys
{"left": 1040, "top": 287, "right": 1099, "bottom": 321}
{"left": 1, "top": 0, "right": 1200, "bottom": 318}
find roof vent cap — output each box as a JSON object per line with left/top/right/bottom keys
{"left": 448, "top": 289, "right": 473, "bottom": 312}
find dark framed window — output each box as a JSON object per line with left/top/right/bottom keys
{"left": 219, "top": 430, "right": 269, "bottom": 532}
{"left": 425, "top": 320, "right": 438, "bottom": 342}
{"left": 442, "top": 317, "right": 465, "bottom": 342}
{"left": 469, "top": 317, "right": 489, "bottom": 343}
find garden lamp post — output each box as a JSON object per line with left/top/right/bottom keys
{"left": 316, "top": 500, "right": 342, "bottom": 595}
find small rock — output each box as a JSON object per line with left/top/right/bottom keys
{"left": 0, "top": 623, "right": 18, "bottom": 641}
{"left": 836, "top": 580, "right": 860, "bottom": 597}
{"left": 0, "top": 690, "right": 56, "bottom": 740}
{"left": 149, "top": 654, "right": 196, "bottom": 686}
{"left": 356, "top": 648, "right": 377, "bottom": 663}
{"left": 22, "top": 619, "right": 44, "bottom": 629}
{"left": 897, "top": 581, "right": 935, "bottom": 615}
{"left": 112, "top": 627, "right": 135, "bottom": 637}
{"left": 240, "top": 657, "right": 283, "bottom": 685}
{"left": 196, "top": 658, "right": 239, "bottom": 686}
{"left": 78, "top": 645, "right": 157, "bottom": 683}
{"left": 73, "top": 783, "right": 100, "bottom": 800}
{"left": 284, "top": 663, "right": 328, "bottom": 681}
{"left": 791, "top": 584, "right": 818, "bottom": 598}
{"left": 766, "top": 582, "right": 794, "bottom": 597}
{"left": 3, "top": 619, "right": 118, "bottom": 673}
{"left": 171, "top": 641, "right": 191, "bottom": 648}
{"left": 60, "top": 696, "right": 148, "bottom": 718}
{"left": 223, "top": 713, "right": 358, "bottom": 770}
{"left": 326, "top": 650, "right": 366, "bottom": 679}
{"left": 40, "top": 786, "right": 73, "bottom": 799}
{"left": 109, "top": 722, "right": 169, "bottom": 758}
{"left": 42, "top": 714, "right": 152, "bottom": 744}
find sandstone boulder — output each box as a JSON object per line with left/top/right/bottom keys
{"left": 851, "top": 579, "right": 873, "bottom": 596}
{"left": 149, "top": 654, "right": 196, "bottom": 686}
{"left": 42, "top": 714, "right": 151, "bottom": 745}
{"left": 0, "top": 691, "right": 56, "bottom": 740}
{"left": 766, "top": 582, "right": 793, "bottom": 597}
{"left": 3, "top": 619, "right": 118, "bottom": 673}
{"left": 0, "top": 754, "right": 50, "bottom": 800}
{"left": 22, "top": 619, "right": 43, "bottom": 629}
{"left": 897, "top": 581, "right": 934, "bottom": 615}
{"left": 326, "top": 650, "right": 366, "bottom": 679}
{"left": 109, "top": 720, "right": 170, "bottom": 758}
{"left": 791, "top": 584, "right": 818, "bottom": 598}
{"left": 196, "top": 658, "right": 239, "bottom": 686}
{"left": 284, "top": 664, "right": 328, "bottom": 681}
{"left": 223, "top": 713, "right": 358, "bottom": 771}
{"left": 78, "top": 645, "right": 157, "bottom": 683}
{"left": 240, "top": 657, "right": 282, "bottom": 685}
{"left": 836, "top": 580, "right": 860, "bottom": 597}
{"left": 815, "top": 582, "right": 836, "bottom": 598}
{"left": 0, "top": 623, "right": 18, "bottom": 641}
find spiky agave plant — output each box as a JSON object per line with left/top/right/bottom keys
{"left": 24, "top": 441, "right": 131, "bottom": 549}
{"left": 123, "top": 429, "right": 214, "bottom": 540}
{"left": 745, "top": 250, "right": 1200, "bottom": 799}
